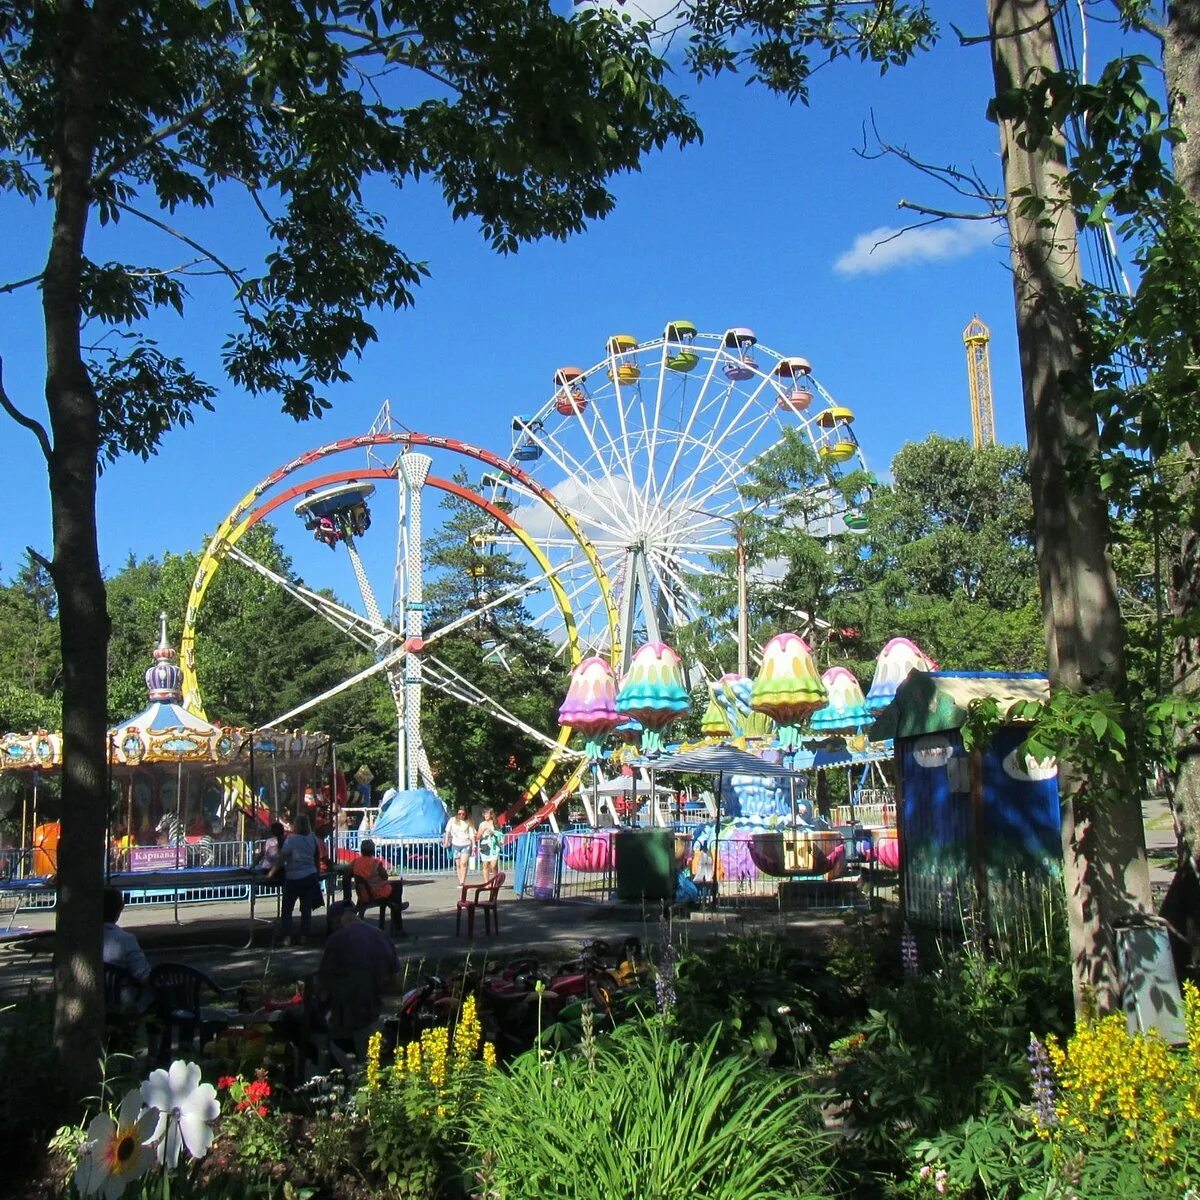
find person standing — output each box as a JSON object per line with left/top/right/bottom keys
{"left": 280, "top": 813, "right": 322, "bottom": 946}
{"left": 444, "top": 806, "right": 476, "bottom": 888}
{"left": 475, "top": 808, "right": 501, "bottom": 885}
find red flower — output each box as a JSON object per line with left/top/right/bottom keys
{"left": 217, "top": 1076, "right": 237, "bottom": 1090}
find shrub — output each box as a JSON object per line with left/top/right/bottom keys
{"left": 465, "top": 1018, "right": 834, "bottom": 1200}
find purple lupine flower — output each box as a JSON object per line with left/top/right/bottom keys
{"left": 900, "top": 925, "right": 919, "bottom": 979}
{"left": 1028, "top": 1034, "right": 1057, "bottom": 1127}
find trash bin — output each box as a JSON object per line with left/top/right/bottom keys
{"left": 615, "top": 830, "right": 675, "bottom": 901}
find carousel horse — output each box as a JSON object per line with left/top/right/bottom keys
{"left": 154, "top": 812, "right": 216, "bottom": 866}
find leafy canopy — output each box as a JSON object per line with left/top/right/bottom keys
{"left": 0, "top": 0, "right": 699, "bottom": 457}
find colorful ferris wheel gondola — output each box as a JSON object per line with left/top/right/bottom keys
{"left": 665, "top": 320, "right": 699, "bottom": 372}
{"left": 774, "top": 357, "right": 814, "bottom": 414}
{"left": 722, "top": 327, "right": 758, "bottom": 382}
{"left": 554, "top": 367, "right": 589, "bottom": 415}
{"left": 816, "top": 406, "right": 859, "bottom": 463}
{"left": 512, "top": 415, "right": 545, "bottom": 462}
{"left": 605, "top": 336, "right": 640, "bottom": 384}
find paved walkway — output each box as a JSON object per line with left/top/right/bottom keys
{"left": 0, "top": 873, "right": 848, "bottom": 1003}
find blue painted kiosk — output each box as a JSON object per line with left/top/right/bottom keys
{"left": 868, "top": 670, "right": 1060, "bottom": 927}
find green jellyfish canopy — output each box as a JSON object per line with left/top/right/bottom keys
{"left": 750, "top": 632, "right": 827, "bottom": 750}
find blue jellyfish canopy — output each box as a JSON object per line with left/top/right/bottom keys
{"left": 371, "top": 788, "right": 448, "bottom": 839}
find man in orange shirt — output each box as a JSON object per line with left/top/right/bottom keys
{"left": 349, "top": 839, "right": 408, "bottom": 933}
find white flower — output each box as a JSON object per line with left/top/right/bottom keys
{"left": 140, "top": 1060, "right": 219, "bottom": 1168}
{"left": 74, "top": 1087, "right": 158, "bottom": 1200}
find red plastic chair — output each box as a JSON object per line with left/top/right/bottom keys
{"left": 456, "top": 872, "right": 506, "bottom": 938}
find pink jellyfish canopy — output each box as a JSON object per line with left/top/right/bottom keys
{"left": 750, "top": 632, "right": 827, "bottom": 750}
{"left": 615, "top": 642, "right": 690, "bottom": 754}
{"left": 558, "top": 656, "right": 621, "bottom": 758}
{"left": 864, "top": 637, "right": 937, "bottom": 712}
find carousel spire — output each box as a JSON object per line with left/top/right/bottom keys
{"left": 145, "top": 613, "right": 184, "bottom": 704}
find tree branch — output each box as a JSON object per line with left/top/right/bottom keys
{"left": 24, "top": 545, "right": 53, "bottom": 575}
{"left": 860, "top": 113, "right": 1003, "bottom": 207}
{"left": 898, "top": 198, "right": 1007, "bottom": 220}
{"left": 0, "top": 271, "right": 44, "bottom": 296}
{"left": 113, "top": 200, "right": 245, "bottom": 289}
{"left": 0, "top": 356, "right": 52, "bottom": 463}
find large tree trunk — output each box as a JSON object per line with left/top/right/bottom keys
{"left": 1160, "top": 0, "right": 1200, "bottom": 968}
{"left": 987, "top": 0, "right": 1152, "bottom": 1014}
{"left": 44, "top": 1, "right": 109, "bottom": 1098}
{"left": 1166, "top": 3, "right": 1200, "bottom": 854}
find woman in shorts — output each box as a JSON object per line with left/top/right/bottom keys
{"left": 476, "top": 807, "right": 501, "bottom": 884}
{"left": 444, "top": 806, "right": 476, "bottom": 887}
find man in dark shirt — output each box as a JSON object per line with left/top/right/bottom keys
{"left": 315, "top": 902, "right": 400, "bottom": 1031}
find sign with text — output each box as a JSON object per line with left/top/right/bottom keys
{"left": 128, "top": 845, "right": 186, "bottom": 872}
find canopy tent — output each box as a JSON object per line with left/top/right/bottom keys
{"left": 371, "top": 787, "right": 447, "bottom": 840}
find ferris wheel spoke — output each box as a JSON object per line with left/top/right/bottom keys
{"left": 225, "top": 545, "right": 390, "bottom": 651}
{"left": 512, "top": 424, "right": 641, "bottom": 540}
{"left": 647, "top": 546, "right": 710, "bottom": 615}
{"left": 666, "top": 367, "right": 775, "bottom": 504}
{"left": 261, "top": 643, "right": 405, "bottom": 731}
{"left": 581, "top": 366, "right": 642, "bottom": 519}
{"left": 668, "top": 424, "right": 793, "bottom": 529}
{"left": 665, "top": 403, "right": 783, "bottom": 525}
{"left": 652, "top": 366, "right": 725, "bottom": 515}
{"left": 550, "top": 397, "right": 645, "bottom": 534}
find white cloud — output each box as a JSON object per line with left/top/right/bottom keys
{"left": 833, "top": 219, "right": 1002, "bottom": 277}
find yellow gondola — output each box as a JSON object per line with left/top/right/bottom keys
{"left": 816, "top": 406, "right": 857, "bottom": 463}
{"left": 605, "top": 335, "right": 640, "bottom": 384}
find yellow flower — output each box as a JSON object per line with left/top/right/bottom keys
{"left": 365, "top": 1030, "right": 383, "bottom": 1093}
{"left": 482, "top": 1041, "right": 497, "bottom": 1069}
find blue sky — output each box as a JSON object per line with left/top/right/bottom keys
{"left": 0, "top": 5, "right": 1145, "bottom": 595}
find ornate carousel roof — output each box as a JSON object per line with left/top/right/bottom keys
{"left": 0, "top": 614, "right": 326, "bottom": 772}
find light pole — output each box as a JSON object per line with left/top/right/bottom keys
{"left": 689, "top": 509, "right": 750, "bottom": 677}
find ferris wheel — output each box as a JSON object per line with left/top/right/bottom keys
{"left": 482, "top": 322, "right": 873, "bottom": 674}
{"left": 179, "top": 418, "right": 618, "bottom": 808}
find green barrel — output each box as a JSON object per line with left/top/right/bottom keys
{"left": 614, "top": 830, "right": 676, "bottom": 902}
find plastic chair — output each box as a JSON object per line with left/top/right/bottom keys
{"left": 148, "top": 962, "right": 235, "bottom": 1063}
{"left": 352, "top": 876, "right": 409, "bottom": 932}
{"left": 456, "top": 872, "right": 506, "bottom": 938}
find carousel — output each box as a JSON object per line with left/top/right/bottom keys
{"left": 0, "top": 615, "right": 330, "bottom": 879}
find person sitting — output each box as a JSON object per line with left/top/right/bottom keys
{"left": 103, "top": 887, "right": 152, "bottom": 1009}
{"left": 349, "top": 839, "right": 408, "bottom": 933}
{"left": 314, "top": 902, "right": 400, "bottom": 1032}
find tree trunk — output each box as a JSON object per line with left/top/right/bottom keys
{"left": 987, "top": 0, "right": 1152, "bottom": 1014}
{"left": 1166, "top": 2, "right": 1200, "bottom": 852}
{"left": 44, "top": 2, "right": 109, "bottom": 1098}
{"left": 1160, "top": 0, "right": 1200, "bottom": 969}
